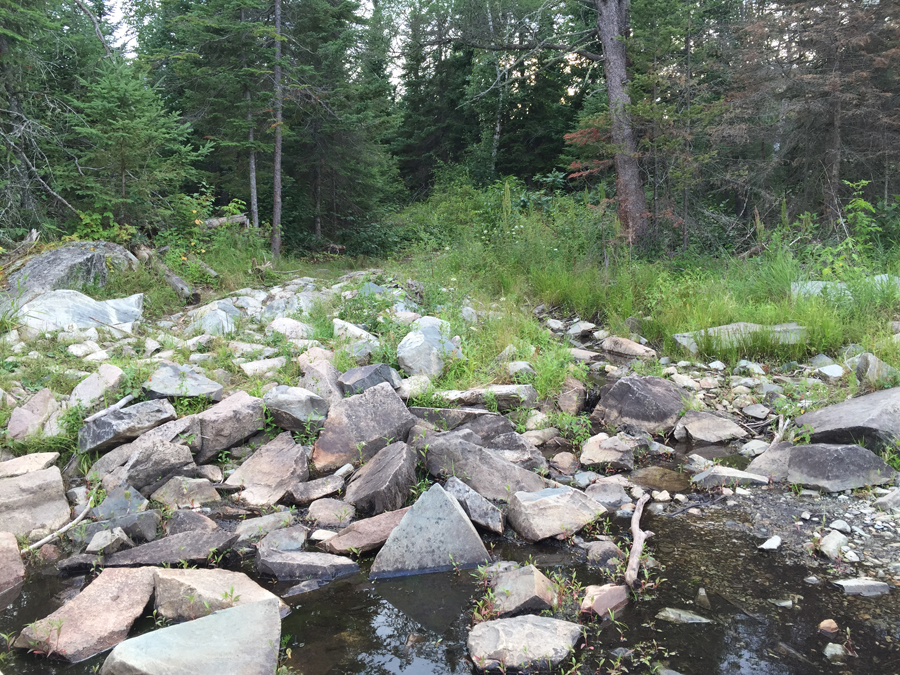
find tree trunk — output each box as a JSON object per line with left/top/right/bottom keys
{"left": 825, "top": 88, "right": 841, "bottom": 232}
{"left": 682, "top": 23, "right": 691, "bottom": 252}
{"left": 595, "top": 0, "right": 648, "bottom": 245}
{"left": 271, "top": 0, "right": 283, "bottom": 257}
{"left": 313, "top": 154, "right": 322, "bottom": 239}
{"left": 246, "top": 88, "right": 260, "bottom": 229}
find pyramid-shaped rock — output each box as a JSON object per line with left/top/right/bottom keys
{"left": 370, "top": 483, "right": 489, "bottom": 578}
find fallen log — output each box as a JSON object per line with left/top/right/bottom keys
{"left": 133, "top": 244, "right": 200, "bottom": 304}
{"left": 204, "top": 214, "right": 249, "bottom": 229}
{"left": 188, "top": 254, "right": 219, "bottom": 279}
{"left": 624, "top": 493, "right": 654, "bottom": 589}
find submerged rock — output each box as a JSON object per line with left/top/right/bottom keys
{"left": 467, "top": 615, "right": 583, "bottom": 672}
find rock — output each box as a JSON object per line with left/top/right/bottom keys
{"left": 794, "top": 387, "right": 900, "bottom": 451}
{"left": 691, "top": 466, "right": 768, "bottom": 488}
{"left": 14, "top": 567, "right": 154, "bottom": 662}
{"left": 507, "top": 361, "right": 536, "bottom": 380}
{"left": 92, "top": 485, "right": 148, "bottom": 520}
{"left": 557, "top": 375, "right": 586, "bottom": 415}
{"left": 395, "top": 375, "right": 432, "bottom": 400}
{"left": 86, "top": 527, "right": 134, "bottom": 554}
{"left": 435, "top": 384, "right": 538, "bottom": 411}
{"left": 673, "top": 322, "right": 805, "bottom": 355}
{"left": 492, "top": 565, "right": 557, "bottom": 616}
{"left": 580, "top": 584, "right": 628, "bottom": 619}
{"left": 0, "top": 531, "right": 25, "bottom": 597}
{"left": 4, "top": 241, "right": 137, "bottom": 302}
{"left": 257, "top": 550, "right": 359, "bottom": 581}
{"left": 507, "top": 487, "right": 605, "bottom": 542}
{"left": 0, "top": 452, "right": 59, "bottom": 479}
{"left": 746, "top": 441, "right": 793, "bottom": 481}
{"left": 457, "top": 414, "right": 516, "bottom": 441}
{"left": 817, "top": 364, "right": 845, "bottom": 381}
{"left": 322, "top": 508, "right": 410, "bottom": 555}
{"left": 740, "top": 439, "right": 770, "bottom": 457}
{"left": 142, "top": 362, "right": 224, "bottom": 402}
{"left": 312, "top": 383, "right": 415, "bottom": 473}
{"left": 467, "top": 615, "right": 583, "bottom": 672}
{"left": 266, "top": 316, "right": 313, "bottom": 340}
{"left": 78, "top": 399, "right": 177, "bottom": 453}
{"left": 655, "top": 607, "right": 711, "bottom": 624}
{"left": 833, "top": 578, "right": 890, "bottom": 596}
{"left": 105, "top": 531, "right": 238, "bottom": 567}
{"left": 154, "top": 568, "right": 287, "bottom": 621}
{"left": 338, "top": 363, "right": 402, "bottom": 396}
{"left": 237, "top": 357, "right": 285, "bottom": 377}
{"left": 285, "top": 475, "right": 344, "bottom": 505}
{"left": 486, "top": 432, "right": 547, "bottom": 471}
{"left": 165, "top": 510, "right": 218, "bottom": 536}
{"left": 443, "top": 476, "right": 505, "bottom": 534}
{"left": 396, "top": 316, "right": 464, "bottom": 378}
{"left": 150, "top": 477, "right": 220, "bottom": 509}
{"left": 855, "top": 352, "right": 900, "bottom": 389}
{"left": 787, "top": 444, "right": 895, "bottom": 491}
{"left": 818, "top": 530, "right": 849, "bottom": 561}
{"left": 874, "top": 487, "right": 900, "bottom": 512}
{"left": 16, "top": 289, "right": 142, "bottom": 332}
{"left": 673, "top": 410, "right": 748, "bottom": 445}
{"left": 70, "top": 363, "right": 124, "bottom": 410}
{"left": 590, "top": 376, "right": 687, "bottom": 435}
{"left": 600, "top": 336, "right": 657, "bottom": 360}
{"left": 580, "top": 435, "right": 635, "bottom": 472}
{"left": 819, "top": 619, "right": 839, "bottom": 636}
{"left": 308, "top": 498, "right": 356, "bottom": 528}
{"left": 344, "top": 441, "right": 416, "bottom": 515}
{"left": 758, "top": 535, "right": 782, "bottom": 550}
{"left": 370, "top": 483, "right": 488, "bottom": 578}
{"left": 585, "top": 482, "right": 632, "bottom": 510}
{"left": 225, "top": 432, "right": 307, "bottom": 506}
{"left": 262, "top": 386, "right": 328, "bottom": 433}
{"left": 829, "top": 519, "right": 851, "bottom": 534}
{"left": 7, "top": 388, "right": 58, "bottom": 440}
{"left": 423, "top": 432, "right": 549, "bottom": 502}
{"left": 0, "top": 466, "right": 70, "bottom": 538}
{"left": 99, "top": 598, "right": 281, "bottom": 675}
{"left": 96, "top": 439, "right": 195, "bottom": 495}
{"left": 823, "top": 643, "right": 848, "bottom": 663}
{"left": 298, "top": 360, "right": 344, "bottom": 408}
{"left": 186, "top": 299, "right": 240, "bottom": 335}
{"left": 195, "top": 391, "right": 265, "bottom": 463}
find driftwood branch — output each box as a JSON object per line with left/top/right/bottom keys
{"left": 187, "top": 254, "right": 218, "bottom": 279}
{"left": 204, "top": 214, "right": 249, "bottom": 229}
{"left": 22, "top": 483, "right": 101, "bottom": 552}
{"left": 624, "top": 494, "right": 654, "bottom": 588}
{"left": 72, "top": 0, "right": 111, "bottom": 57}
{"left": 133, "top": 244, "right": 200, "bottom": 304}
{"left": 84, "top": 394, "right": 135, "bottom": 423}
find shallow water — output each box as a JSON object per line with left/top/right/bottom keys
{"left": 3, "top": 512, "right": 898, "bottom": 674}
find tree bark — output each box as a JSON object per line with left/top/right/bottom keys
{"left": 271, "top": 0, "right": 283, "bottom": 257}
{"left": 682, "top": 23, "right": 691, "bottom": 252}
{"left": 825, "top": 85, "right": 841, "bottom": 232}
{"left": 595, "top": 0, "right": 648, "bottom": 245}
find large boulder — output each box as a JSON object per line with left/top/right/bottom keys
{"left": 225, "top": 432, "right": 308, "bottom": 506}
{"left": 16, "top": 289, "right": 142, "bottom": 332}
{"left": 0, "top": 466, "right": 70, "bottom": 539}
{"left": 343, "top": 441, "right": 416, "bottom": 515}
{"left": 298, "top": 360, "right": 344, "bottom": 408}
{"left": 787, "top": 444, "right": 896, "bottom": 492}
{"left": 99, "top": 599, "right": 281, "bottom": 675}
{"left": 422, "top": 432, "right": 549, "bottom": 502}
{"left": 143, "top": 363, "right": 224, "bottom": 402}
{"left": 672, "top": 322, "right": 805, "bottom": 355}
{"left": 370, "top": 483, "right": 489, "bottom": 578}
{"left": 262, "top": 385, "right": 328, "bottom": 431}
{"left": 590, "top": 376, "right": 688, "bottom": 435}
{"left": 795, "top": 388, "right": 900, "bottom": 451}
{"left": 14, "top": 567, "right": 154, "bottom": 662}
{"left": 396, "top": 316, "right": 464, "bottom": 378}
{"left": 154, "top": 568, "right": 287, "bottom": 621}
{"left": 312, "top": 383, "right": 416, "bottom": 473}
{"left": 443, "top": 476, "right": 505, "bottom": 534}
{"left": 507, "top": 487, "right": 605, "bottom": 542}
{"left": 105, "top": 531, "right": 238, "bottom": 567}
{"left": 78, "top": 399, "right": 177, "bottom": 454}
{"left": 467, "top": 615, "right": 583, "bottom": 672}
{"left": 6, "top": 388, "right": 58, "bottom": 440}
{"left": 195, "top": 391, "right": 265, "bottom": 463}
{"left": 70, "top": 363, "right": 124, "bottom": 410}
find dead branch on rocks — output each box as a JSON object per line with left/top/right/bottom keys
{"left": 22, "top": 483, "right": 101, "bottom": 553}
{"left": 624, "top": 493, "right": 654, "bottom": 588}
{"left": 204, "top": 214, "right": 249, "bottom": 229}
{"left": 133, "top": 244, "right": 200, "bottom": 304}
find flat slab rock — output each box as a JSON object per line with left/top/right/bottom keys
{"left": 154, "top": 568, "right": 288, "bottom": 621}
{"left": 78, "top": 399, "right": 177, "bottom": 453}
{"left": 787, "top": 444, "right": 896, "bottom": 492}
{"left": 224, "top": 432, "right": 308, "bottom": 506}
{"left": 691, "top": 466, "right": 768, "bottom": 488}
{"left": 673, "top": 322, "right": 805, "bottom": 355}
{"left": 673, "top": 410, "right": 748, "bottom": 445}
{"left": 0, "top": 452, "right": 59, "bottom": 479}
{"left": 833, "top": 578, "right": 891, "bottom": 596}
{"left": 0, "top": 466, "right": 70, "bottom": 539}
{"left": 143, "top": 363, "right": 224, "bottom": 401}
{"left": 100, "top": 598, "right": 281, "bottom": 675}
{"left": 590, "top": 376, "right": 689, "bottom": 435}
{"left": 14, "top": 567, "right": 155, "bottom": 662}
{"left": 104, "top": 531, "right": 238, "bottom": 567}
{"left": 321, "top": 508, "right": 410, "bottom": 555}
{"left": 257, "top": 550, "right": 359, "bottom": 581}
{"left": 795, "top": 387, "right": 900, "bottom": 451}
{"left": 507, "top": 487, "right": 606, "bottom": 542}
{"left": 467, "top": 615, "right": 583, "bottom": 672}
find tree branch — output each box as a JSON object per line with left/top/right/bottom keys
{"left": 72, "top": 0, "right": 112, "bottom": 57}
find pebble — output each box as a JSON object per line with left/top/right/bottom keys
{"left": 818, "top": 619, "right": 838, "bottom": 636}
{"left": 758, "top": 535, "right": 781, "bottom": 550}
{"left": 804, "top": 576, "right": 820, "bottom": 584}
{"left": 695, "top": 587, "right": 711, "bottom": 610}
{"left": 829, "top": 519, "right": 851, "bottom": 534}
{"left": 823, "top": 643, "right": 847, "bottom": 663}
{"left": 630, "top": 487, "right": 645, "bottom": 499}
{"left": 651, "top": 490, "right": 671, "bottom": 503}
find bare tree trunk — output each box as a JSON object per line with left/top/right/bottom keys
{"left": 271, "top": 0, "right": 283, "bottom": 257}
{"left": 825, "top": 88, "right": 841, "bottom": 232}
{"left": 682, "top": 23, "right": 691, "bottom": 252}
{"left": 595, "top": 0, "right": 648, "bottom": 245}
{"left": 652, "top": 55, "right": 658, "bottom": 235}
{"left": 313, "top": 155, "right": 322, "bottom": 239}
{"left": 246, "top": 88, "right": 260, "bottom": 228}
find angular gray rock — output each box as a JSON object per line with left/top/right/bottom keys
{"left": 187, "top": 299, "right": 241, "bottom": 336}
{"left": 69, "top": 511, "right": 162, "bottom": 545}
{"left": 262, "top": 385, "right": 327, "bottom": 431}
{"left": 0, "top": 451, "right": 59, "bottom": 479}
{"left": 795, "top": 388, "right": 900, "bottom": 451}
{"left": 507, "top": 487, "right": 606, "bottom": 542}
{"left": 557, "top": 375, "right": 586, "bottom": 415}
{"left": 105, "top": 531, "right": 238, "bottom": 567}
{"left": 322, "top": 508, "right": 410, "bottom": 555}
{"left": 580, "top": 435, "right": 635, "bottom": 472}
{"left": 92, "top": 484, "right": 148, "bottom": 520}
{"left": 691, "top": 466, "right": 769, "bottom": 488}
{"left": 492, "top": 565, "right": 557, "bottom": 616}
{"left": 307, "top": 498, "right": 356, "bottom": 528}
{"left": 397, "top": 316, "right": 464, "bottom": 377}
{"left": 14, "top": 567, "right": 154, "bottom": 662}
{"left": 154, "top": 568, "right": 287, "bottom": 621}
{"left": 285, "top": 475, "right": 344, "bottom": 505}
{"left": 590, "top": 376, "right": 688, "bottom": 435}
{"left": 874, "top": 487, "right": 900, "bottom": 512}
{"left": 257, "top": 550, "right": 359, "bottom": 581}
{"left": 98, "top": 439, "right": 195, "bottom": 496}
{"left": 86, "top": 527, "right": 134, "bottom": 554}
{"left": 855, "top": 352, "right": 900, "bottom": 389}
{"left": 0, "top": 531, "right": 24, "bottom": 598}
{"left": 100, "top": 599, "right": 281, "bottom": 675}
{"left": 673, "top": 322, "right": 805, "bottom": 355}
{"left": 457, "top": 414, "right": 516, "bottom": 441}
{"left": 370, "top": 483, "right": 489, "bottom": 578}
{"left": 833, "top": 578, "right": 890, "bottom": 596}
{"left": 468, "top": 615, "right": 583, "bottom": 672}
{"left": 255, "top": 524, "right": 309, "bottom": 558}
{"left": 16, "top": 290, "right": 142, "bottom": 332}
{"left": 423, "top": 432, "right": 549, "bottom": 502}
{"left": 70, "top": 363, "right": 124, "bottom": 410}
{"left": 299, "top": 360, "right": 344, "bottom": 408}
{"left": 343, "top": 441, "right": 416, "bottom": 515}
{"left": 0, "top": 466, "right": 70, "bottom": 538}
{"left": 143, "top": 363, "right": 224, "bottom": 402}
{"left": 486, "top": 432, "right": 547, "bottom": 472}
{"left": 311, "top": 383, "right": 416, "bottom": 473}
{"left": 338, "top": 363, "right": 402, "bottom": 396}
{"left": 673, "top": 410, "right": 748, "bottom": 445}
{"left": 7, "top": 388, "right": 58, "bottom": 440}
{"left": 266, "top": 316, "right": 313, "bottom": 340}
{"left": 165, "top": 510, "right": 218, "bottom": 536}
{"left": 443, "top": 476, "right": 505, "bottom": 534}
{"left": 435, "top": 385, "right": 538, "bottom": 412}
{"left": 150, "top": 477, "right": 220, "bottom": 509}
{"left": 195, "top": 391, "right": 265, "bottom": 463}
{"left": 585, "top": 481, "right": 632, "bottom": 510}
{"left": 225, "top": 432, "right": 308, "bottom": 506}
{"left": 787, "top": 444, "right": 896, "bottom": 492}
{"left": 746, "top": 441, "right": 793, "bottom": 481}
{"left": 78, "top": 399, "right": 177, "bottom": 453}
